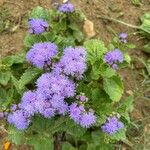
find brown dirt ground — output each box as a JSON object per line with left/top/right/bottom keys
{"left": 0, "top": 0, "right": 150, "bottom": 150}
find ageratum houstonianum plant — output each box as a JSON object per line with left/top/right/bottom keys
{"left": 0, "top": 1, "right": 135, "bottom": 150}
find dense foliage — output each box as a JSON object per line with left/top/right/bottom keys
{"left": 140, "top": 12, "right": 150, "bottom": 53}
{"left": 0, "top": 2, "right": 135, "bottom": 150}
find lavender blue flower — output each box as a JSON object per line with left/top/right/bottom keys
{"left": 7, "top": 110, "right": 30, "bottom": 130}
{"left": 36, "top": 72, "right": 75, "bottom": 99}
{"left": 53, "top": 47, "right": 87, "bottom": 78}
{"left": 50, "top": 94, "right": 68, "bottom": 115}
{"left": 101, "top": 116, "right": 124, "bottom": 135}
{"left": 119, "top": 32, "right": 128, "bottom": 43}
{"left": 19, "top": 91, "right": 37, "bottom": 116}
{"left": 26, "top": 42, "right": 58, "bottom": 69}
{"left": 10, "top": 104, "right": 17, "bottom": 111}
{"left": 58, "top": 2, "right": 74, "bottom": 13}
{"left": 76, "top": 94, "right": 88, "bottom": 102}
{"left": 69, "top": 103, "right": 96, "bottom": 128}
{"left": 80, "top": 111, "right": 96, "bottom": 128}
{"left": 69, "top": 103, "right": 84, "bottom": 124}
{"left": 28, "top": 18, "right": 49, "bottom": 34}
{"left": 104, "top": 49, "right": 124, "bottom": 69}
{"left": 34, "top": 96, "right": 55, "bottom": 118}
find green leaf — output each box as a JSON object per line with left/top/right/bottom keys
{"left": 117, "top": 96, "right": 134, "bottom": 113}
{"left": 91, "top": 131, "right": 105, "bottom": 145}
{"left": 144, "top": 42, "right": 150, "bottom": 53}
{"left": 30, "top": 6, "right": 50, "bottom": 20}
{"left": 1, "top": 88, "right": 16, "bottom": 110}
{"left": 30, "top": 116, "right": 55, "bottom": 133}
{"left": 62, "top": 142, "right": 77, "bottom": 150}
{"left": 101, "top": 67, "right": 116, "bottom": 78}
{"left": 73, "top": 30, "right": 84, "bottom": 42}
{"left": 8, "top": 126, "right": 25, "bottom": 145}
{"left": 91, "top": 60, "right": 102, "bottom": 80}
{"left": 92, "top": 88, "right": 112, "bottom": 105}
{"left": 107, "top": 43, "right": 115, "bottom": 50}
{"left": 87, "top": 144, "right": 112, "bottom": 150}
{"left": 131, "top": 0, "right": 141, "bottom": 6}
{"left": 84, "top": 39, "right": 107, "bottom": 64}
{"left": 77, "top": 81, "right": 92, "bottom": 98}
{"left": 24, "top": 34, "right": 41, "bottom": 48}
{"left": 140, "top": 13, "right": 150, "bottom": 34}
{"left": 18, "top": 68, "right": 42, "bottom": 91}
{"left": 0, "top": 71, "right": 11, "bottom": 86}
{"left": 91, "top": 88, "right": 112, "bottom": 124}
{"left": 30, "top": 116, "right": 67, "bottom": 135}
{"left": 126, "top": 43, "right": 136, "bottom": 49}
{"left": 79, "top": 144, "right": 87, "bottom": 150}
{"left": 0, "top": 88, "right": 7, "bottom": 109}
{"left": 62, "top": 118, "right": 86, "bottom": 138}
{"left": 69, "top": 23, "right": 80, "bottom": 31}
{"left": 91, "top": 131, "right": 114, "bottom": 149}
{"left": 110, "top": 129, "right": 126, "bottom": 141}
{"left": 2, "top": 54, "right": 25, "bottom": 66}
{"left": 87, "top": 144, "right": 98, "bottom": 150}
{"left": 103, "top": 76, "right": 124, "bottom": 102}
{"left": 43, "top": 32, "right": 57, "bottom": 42}
{"left": 27, "top": 135, "right": 54, "bottom": 150}
{"left": 124, "top": 53, "right": 131, "bottom": 63}
{"left": 11, "top": 75, "right": 22, "bottom": 94}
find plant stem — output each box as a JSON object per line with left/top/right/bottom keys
{"left": 54, "top": 132, "right": 65, "bottom": 150}
{"left": 97, "top": 15, "right": 150, "bottom": 34}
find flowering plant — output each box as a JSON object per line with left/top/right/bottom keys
{"left": 0, "top": 2, "right": 134, "bottom": 150}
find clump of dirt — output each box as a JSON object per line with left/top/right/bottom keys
{"left": 0, "top": 0, "right": 50, "bottom": 57}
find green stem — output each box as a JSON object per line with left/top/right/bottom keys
{"left": 97, "top": 15, "right": 150, "bottom": 34}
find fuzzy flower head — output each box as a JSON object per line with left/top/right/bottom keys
{"left": 101, "top": 116, "right": 124, "bottom": 135}
{"left": 34, "top": 94, "right": 56, "bottom": 118}
{"left": 7, "top": 110, "right": 30, "bottom": 130}
{"left": 26, "top": 42, "right": 58, "bottom": 69}
{"left": 10, "top": 104, "right": 17, "bottom": 111}
{"left": 119, "top": 32, "right": 128, "bottom": 43}
{"left": 104, "top": 49, "right": 124, "bottom": 70}
{"left": 36, "top": 72, "right": 75, "bottom": 99}
{"left": 53, "top": 47, "right": 87, "bottom": 79}
{"left": 80, "top": 111, "right": 96, "bottom": 128}
{"left": 69, "top": 103, "right": 96, "bottom": 128}
{"left": 35, "top": 91, "right": 68, "bottom": 117}
{"left": 76, "top": 93, "right": 88, "bottom": 102}
{"left": 28, "top": 18, "right": 49, "bottom": 35}
{"left": 58, "top": 2, "right": 74, "bottom": 13}
{"left": 19, "top": 91, "right": 37, "bottom": 116}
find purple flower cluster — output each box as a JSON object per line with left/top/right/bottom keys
{"left": 36, "top": 72, "right": 75, "bottom": 99}
{"left": 58, "top": 2, "right": 74, "bottom": 13}
{"left": 7, "top": 91, "right": 36, "bottom": 130}
{"left": 104, "top": 49, "right": 124, "bottom": 70}
{"left": 119, "top": 33, "right": 128, "bottom": 43}
{"left": 36, "top": 72, "right": 75, "bottom": 115}
{"left": 26, "top": 42, "right": 58, "bottom": 69}
{"left": 101, "top": 116, "right": 124, "bottom": 135}
{"left": 28, "top": 18, "right": 49, "bottom": 35}
{"left": 8, "top": 72, "right": 75, "bottom": 130}
{"left": 69, "top": 103, "right": 96, "bottom": 128}
{"left": 8, "top": 110, "right": 31, "bottom": 130}
{"left": 19, "top": 91, "right": 37, "bottom": 116}
{"left": 53, "top": 47, "right": 87, "bottom": 79}
{"left": 8, "top": 43, "right": 96, "bottom": 130}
